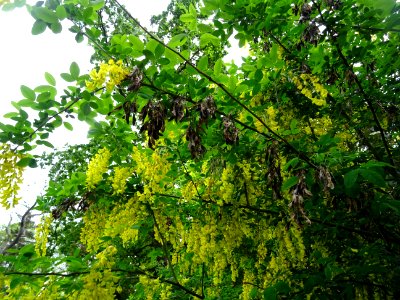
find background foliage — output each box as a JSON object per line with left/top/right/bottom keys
{"left": 0, "top": 0, "right": 399, "bottom": 299}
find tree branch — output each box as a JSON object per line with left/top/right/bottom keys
{"left": 311, "top": 0, "right": 395, "bottom": 168}
{"left": 111, "top": 0, "right": 319, "bottom": 170}
{"left": 3, "top": 268, "right": 205, "bottom": 299}
{"left": 0, "top": 201, "right": 36, "bottom": 254}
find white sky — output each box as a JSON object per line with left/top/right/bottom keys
{"left": 0, "top": 0, "right": 247, "bottom": 226}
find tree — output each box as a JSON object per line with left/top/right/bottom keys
{"left": 0, "top": 0, "right": 399, "bottom": 299}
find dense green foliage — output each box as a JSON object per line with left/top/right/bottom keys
{"left": 0, "top": 0, "right": 400, "bottom": 299}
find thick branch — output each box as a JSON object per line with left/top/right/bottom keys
{"left": 0, "top": 202, "right": 36, "bottom": 254}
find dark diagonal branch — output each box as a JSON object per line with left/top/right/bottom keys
{"left": 311, "top": 0, "right": 395, "bottom": 167}
{"left": 111, "top": 0, "right": 318, "bottom": 170}
{"left": 0, "top": 201, "right": 37, "bottom": 254}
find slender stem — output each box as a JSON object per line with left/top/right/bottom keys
{"left": 14, "top": 88, "right": 103, "bottom": 151}
{"left": 352, "top": 25, "right": 400, "bottom": 33}
{"left": 147, "top": 204, "right": 179, "bottom": 284}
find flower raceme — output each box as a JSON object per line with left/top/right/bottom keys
{"left": 86, "top": 59, "right": 129, "bottom": 92}
{"left": 0, "top": 143, "right": 24, "bottom": 209}
{"left": 293, "top": 73, "right": 328, "bottom": 106}
{"left": 111, "top": 166, "right": 132, "bottom": 194}
{"left": 86, "top": 147, "right": 111, "bottom": 190}
{"left": 34, "top": 214, "right": 52, "bottom": 257}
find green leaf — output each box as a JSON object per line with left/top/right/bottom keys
{"left": 359, "top": 168, "right": 386, "bottom": 188}
{"left": 32, "top": 7, "right": 58, "bottom": 24}
{"left": 36, "top": 140, "right": 54, "bottom": 148}
{"left": 129, "top": 35, "right": 144, "bottom": 52}
{"left": 50, "top": 21, "right": 62, "bottom": 34}
{"left": 64, "top": 122, "right": 73, "bottom": 131}
{"left": 214, "top": 58, "right": 223, "bottom": 76}
{"left": 75, "top": 32, "right": 84, "bottom": 43}
{"left": 70, "top": 62, "right": 80, "bottom": 79}
{"left": 16, "top": 157, "right": 34, "bottom": 167}
{"left": 282, "top": 176, "right": 298, "bottom": 191}
{"left": 10, "top": 277, "right": 25, "bottom": 290}
{"left": 44, "top": 72, "right": 56, "bottom": 86}
{"left": 168, "top": 34, "right": 188, "bottom": 48}
{"left": 55, "top": 5, "right": 67, "bottom": 19}
{"left": 2, "top": 3, "right": 16, "bottom": 11}
{"left": 264, "top": 286, "right": 277, "bottom": 300}
{"left": 362, "top": 160, "right": 394, "bottom": 168}
{"left": 344, "top": 169, "right": 359, "bottom": 189}
{"left": 90, "top": 0, "right": 105, "bottom": 10}
{"left": 197, "top": 55, "right": 209, "bottom": 70}
{"left": 200, "top": 33, "right": 220, "bottom": 47}
{"left": 32, "top": 20, "right": 47, "bottom": 35}
{"left": 3, "top": 112, "right": 19, "bottom": 119}
{"left": 20, "top": 85, "right": 36, "bottom": 101}
{"left": 19, "top": 109, "right": 28, "bottom": 120}
{"left": 17, "top": 99, "right": 36, "bottom": 108}
{"left": 81, "top": 102, "right": 91, "bottom": 115}
{"left": 61, "top": 73, "right": 74, "bottom": 82}
{"left": 180, "top": 13, "right": 195, "bottom": 23}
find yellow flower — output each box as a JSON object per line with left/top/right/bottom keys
{"left": 0, "top": 143, "right": 24, "bottom": 209}
{"left": 0, "top": 0, "right": 10, "bottom": 5}
{"left": 111, "top": 166, "right": 132, "bottom": 194}
{"left": 86, "top": 59, "right": 129, "bottom": 92}
{"left": 86, "top": 148, "right": 111, "bottom": 190}
{"left": 35, "top": 214, "right": 52, "bottom": 257}
{"left": 294, "top": 73, "right": 328, "bottom": 106}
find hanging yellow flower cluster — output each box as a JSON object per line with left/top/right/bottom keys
{"left": 254, "top": 105, "right": 280, "bottom": 134}
{"left": 34, "top": 214, "right": 53, "bottom": 257}
{"left": 86, "top": 59, "right": 129, "bottom": 92}
{"left": 304, "top": 115, "right": 333, "bottom": 136}
{"left": 132, "top": 147, "right": 171, "bottom": 201}
{"left": 85, "top": 147, "right": 111, "bottom": 190}
{"left": 0, "top": 143, "right": 24, "bottom": 209}
{"left": 103, "top": 196, "right": 146, "bottom": 247}
{"left": 111, "top": 166, "right": 132, "bottom": 194}
{"left": 69, "top": 246, "right": 120, "bottom": 300}
{"left": 293, "top": 73, "right": 328, "bottom": 106}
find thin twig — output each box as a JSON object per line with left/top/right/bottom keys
{"left": 147, "top": 204, "right": 179, "bottom": 283}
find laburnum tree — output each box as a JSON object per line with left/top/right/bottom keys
{"left": 0, "top": 0, "right": 399, "bottom": 299}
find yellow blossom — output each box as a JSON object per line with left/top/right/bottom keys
{"left": 111, "top": 166, "right": 132, "bottom": 194}
{"left": 86, "top": 59, "right": 129, "bottom": 92}
{"left": 294, "top": 73, "right": 328, "bottom": 106}
{"left": 35, "top": 214, "right": 52, "bottom": 257}
{"left": 0, "top": 143, "right": 24, "bottom": 209}
{"left": 86, "top": 148, "right": 111, "bottom": 190}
